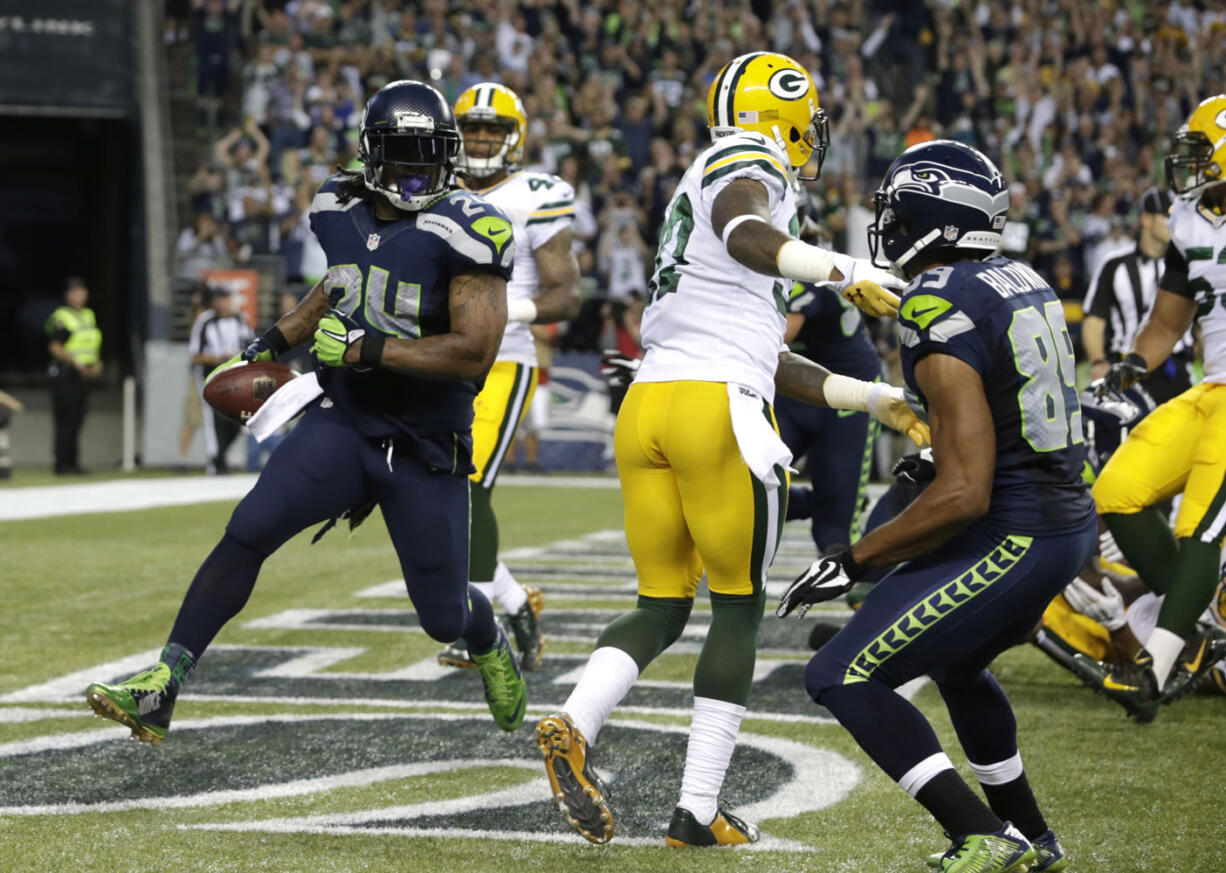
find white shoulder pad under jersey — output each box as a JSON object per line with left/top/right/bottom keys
{"left": 637, "top": 131, "right": 797, "bottom": 400}
{"left": 479, "top": 171, "right": 576, "bottom": 366}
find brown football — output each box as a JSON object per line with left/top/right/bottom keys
{"left": 202, "top": 361, "right": 295, "bottom": 424}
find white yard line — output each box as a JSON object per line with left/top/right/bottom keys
{"left": 0, "top": 472, "right": 620, "bottom": 522}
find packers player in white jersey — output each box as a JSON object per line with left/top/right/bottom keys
{"left": 534, "top": 51, "right": 927, "bottom": 847}
{"left": 1073, "top": 94, "right": 1226, "bottom": 721}
{"left": 436, "top": 82, "right": 581, "bottom": 671}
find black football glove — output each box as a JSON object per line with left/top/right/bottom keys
{"left": 242, "top": 335, "right": 277, "bottom": 363}
{"left": 1101, "top": 352, "right": 1147, "bottom": 395}
{"left": 777, "top": 547, "right": 866, "bottom": 619}
{"left": 600, "top": 350, "right": 641, "bottom": 390}
{"left": 891, "top": 447, "right": 936, "bottom": 485}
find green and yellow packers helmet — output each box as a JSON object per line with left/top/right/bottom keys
{"left": 1166, "top": 94, "right": 1226, "bottom": 198}
{"left": 706, "top": 52, "right": 828, "bottom": 178}
{"left": 454, "top": 82, "right": 527, "bottom": 181}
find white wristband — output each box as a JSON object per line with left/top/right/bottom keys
{"left": 821, "top": 373, "right": 872, "bottom": 412}
{"left": 776, "top": 239, "right": 837, "bottom": 284}
{"left": 508, "top": 298, "right": 538, "bottom": 324}
{"left": 721, "top": 213, "right": 771, "bottom": 248}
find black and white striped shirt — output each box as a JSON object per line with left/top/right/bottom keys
{"left": 189, "top": 310, "right": 253, "bottom": 380}
{"left": 1083, "top": 243, "right": 1193, "bottom": 355}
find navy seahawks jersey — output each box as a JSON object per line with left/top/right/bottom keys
{"left": 308, "top": 174, "right": 515, "bottom": 438}
{"left": 786, "top": 282, "right": 882, "bottom": 381}
{"left": 897, "top": 256, "right": 1094, "bottom": 534}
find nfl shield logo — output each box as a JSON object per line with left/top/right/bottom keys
{"left": 943, "top": 225, "right": 959, "bottom": 241}
{"left": 366, "top": 233, "right": 381, "bottom": 251}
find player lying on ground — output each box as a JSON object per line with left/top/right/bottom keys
{"left": 1068, "top": 94, "right": 1226, "bottom": 722}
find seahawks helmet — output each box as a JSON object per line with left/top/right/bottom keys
{"left": 868, "top": 140, "right": 1008, "bottom": 277}
{"left": 358, "top": 80, "right": 460, "bottom": 211}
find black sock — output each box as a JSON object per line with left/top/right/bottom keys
{"left": 915, "top": 770, "right": 1002, "bottom": 837}
{"left": 982, "top": 775, "right": 1048, "bottom": 840}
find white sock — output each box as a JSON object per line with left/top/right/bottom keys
{"left": 493, "top": 561, "right": 528, "bottom": 614}
{"left": 677, "top": 696, "right": 746, "bottom": 825}
{"left": 563, "top": 646, "right": 639, "bottom": 745}
{"left": 898, "top": 752, "right": 955, "bottom": 798}
{"left": 1147, "top": 627, "right": 1185, "bottom": 689}
{"left": 968, "top": 751, "right": 1023, "bottom": 786}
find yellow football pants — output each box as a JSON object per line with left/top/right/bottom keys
{"left": 1041, "top": 593, "right": 1115, "bottom": 663}
{"left": 1094, "top": 382, "right": 1226, "bottom": 545}
{"left": 615, "top": 380, "right": 787, "bottom": 599}
{"left": 470, "top": 361, "right": 538, "bottom": 489}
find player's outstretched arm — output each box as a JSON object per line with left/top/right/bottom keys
{"left": 711, "top": 178, "right": 902, "bottom": 315}
{"left": 520, "top": 228, "right": 582, "bottom": 324}
{"left": 842, "top": 353, "right": 995, "bottom": 569}
{"left": 775, "top": 351, "right": 929, "bottom": 446}
{"left": 345, "top": 270, "right": 507, "bottom": 381}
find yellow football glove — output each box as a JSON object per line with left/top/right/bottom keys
{"left": 868, "top": 384, "right": 931, "bottom": 447}
{"left": 843, "top": 279, "right": 901, "bottom": 319}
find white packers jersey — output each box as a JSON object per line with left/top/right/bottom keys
{"left": 473, "top": 171, "right": 575, "bottom": 366}
{"left": 1165, "top": 197, "right": 1226, "bottom": 383}
{"left": 636, "top": 131, "right": 798, "bottom": 400}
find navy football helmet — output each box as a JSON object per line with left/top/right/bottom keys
{"left": 867, "top": 140, "right": 1009, "bottom": 277}
{"left": 358, "top": 80, "right": 461, "bottom": 211}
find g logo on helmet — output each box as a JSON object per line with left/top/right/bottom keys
{"left": 768, "top": 69, "right": 809, "bottom": 101}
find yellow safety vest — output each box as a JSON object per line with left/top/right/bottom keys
{"left": 46, "top": 306, "right": 102, "bottom": 366}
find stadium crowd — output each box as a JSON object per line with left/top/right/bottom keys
{"left": 171, "top": 0, "right": 1226, "bottom": 354}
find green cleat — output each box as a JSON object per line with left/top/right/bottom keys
{"left": 471, "top": 626, "right": 526, "bottom": 731}
{"left": 931, "top": 824, "right": 1036, "bottom": 872}
{"left": 85, "top": 644, "right": 195, "bottom": 745}
{"left": 928, "top": 828, "right": 1065, "bottom": 872}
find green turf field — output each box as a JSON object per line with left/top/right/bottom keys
{"left": 1, "top": 482, "right": 1223, "bottom": 873}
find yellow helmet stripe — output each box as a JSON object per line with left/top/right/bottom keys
{"left": 714, "top": 52, "right": 767, "bottom": 127}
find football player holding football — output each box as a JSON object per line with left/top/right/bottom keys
{"left": 434, "top": 82, "right": 582, "bottom": 673}
{"left": 1070, "top": 94, "right": 1226, "bottom": 721}
{"left": 85, "top": 80, "right": 527, "bottom": 742}
{"left": 780, "top": 140, "right": 1094, "bottom": 873}
{"left": 534, "top": 51, "right": 927, "bottom": 848}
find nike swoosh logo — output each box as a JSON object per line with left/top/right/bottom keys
{"left": 487, "top": 227, "right": 508, "bottom": 236}
{"left": 1184, "top": 638, "right": 1208, "bottom": 674}
{"left": 1103, "top": 675, "right": 1141, "bottom": 692}
{"left": 837, "top": 408, "right": 859, "bottom": 418}
{"left": 909, "top": 306, "right": 941, "bottom": 320}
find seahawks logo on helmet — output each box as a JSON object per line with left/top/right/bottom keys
{"left": 768, "top": 68, "right": 810, "bottom": 101}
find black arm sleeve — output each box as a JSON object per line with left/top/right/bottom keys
{"left": 1162, "top": 242, "right": 1192, "bottom": 298}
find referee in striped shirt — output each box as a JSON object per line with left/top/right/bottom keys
{"left": 189, "top": 286, "right": 253, "bottom": 474}
{"left": 1083, "top": 187, "right": 1193, "bottom": 405}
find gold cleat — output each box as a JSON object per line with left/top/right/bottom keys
{"left": 525, "top": 586, "right": 544, "bottom": 618}
{"left": 535, "top": 712, "right": 613, "bottom": 843}
{"left": 665, "top": 805, "right": 760, "bottom": 847}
